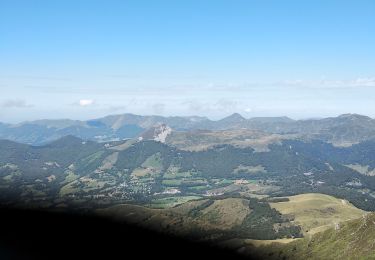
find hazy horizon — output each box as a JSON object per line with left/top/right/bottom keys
{"left": 1, "top": 111, "right": 373, "bottom": 125}
{"left": 1, "top": 1, "right": 375, "bottom": 122}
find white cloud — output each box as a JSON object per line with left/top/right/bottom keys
{"left": 352, "top": 78, "right": 375, "bottom": 87}
{"left": 182, "top": 99, "right": 239, "bottom": 114}
{"left": 279, "top": 77, "right": 375, "bottom": 89}
{"left": 1, "top": 99, "right": 33, "bottom": 108}
{"left": 79, "top": 99, "right": 95, "bottom": 106}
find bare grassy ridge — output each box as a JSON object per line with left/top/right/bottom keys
{"left": 251, "top": 213, "right": 375, "bottom": 260}
{"left": 270, "top": 193, "right": 366, "bottom": 235}
{"left": 166, "top": 129, "right": 295, "bottom": 152}
{"left": 213, "top": 194, "right": 370, "bottom": 259}
{"left": 345, "top": 164, "right": 375, "bottom": 176}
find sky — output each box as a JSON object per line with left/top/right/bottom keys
{"left": 1, "top": 0, "right": 375, "bottom": 123}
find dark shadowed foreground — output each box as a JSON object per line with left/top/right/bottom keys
{"left": 0, "top": 207, "right": 258, "bottom": 260}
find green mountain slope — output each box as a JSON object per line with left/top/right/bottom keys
{"left": 97, "top": 196, "right": 303, "bottom": 241}
{"left": 254, "top": 213, "right": 375, "bottom": 260}
{"left": 270, "top": 193, "right": 365, "bottom": 235}
{"left": 2, "top": 137, "right": 375, "bottom": 211}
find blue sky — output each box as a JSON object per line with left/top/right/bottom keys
{"left": 1, "top": 0, "right": 375, "bottom": 122}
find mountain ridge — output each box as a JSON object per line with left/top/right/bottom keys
{"left": 1, "top": 113, "right": 375, "bottom": 146}
{"left": 6, "top": 112, "right": 375, "bottom": 126}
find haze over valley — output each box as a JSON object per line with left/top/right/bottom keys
{"left": 2, "top": 112, "right": 375, "bottom": 258}
{"left": 2, "top": 0, "right": 375, "bottom": 259}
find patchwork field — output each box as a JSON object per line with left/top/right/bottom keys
{"left": 149, "top": 196, "right": 202, "bottom": 208}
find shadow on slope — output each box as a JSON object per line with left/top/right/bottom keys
{"left": 0, "top": 207, "right": 260, "bottom": 260}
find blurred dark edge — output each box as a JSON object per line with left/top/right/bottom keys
{"left": 0, "top": 207, "right": 263, "bottom": 260}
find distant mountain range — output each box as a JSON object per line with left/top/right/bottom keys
{"left": 1, "top": 113, "right": 375, "bottom": 146}
{"left": 2, "top": 114, "right": 375, "bottom": 258}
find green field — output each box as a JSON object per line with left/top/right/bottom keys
{"left": 188, "top": 185, "right": 208, "bottom": 191}
{"left": 61, "top": 170, "right": 79, "bottom": 184}
{"left": 141, "top": 153, "right": 163, "bottom": 169}
{"left": 163, "top": 171, "right": 192, "bottom": 179}
{"left": 149, "top": 196, "right": 202, "bottom": 209}
{"left": 161, "top": 179, "right": 183, "bottom": 186}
